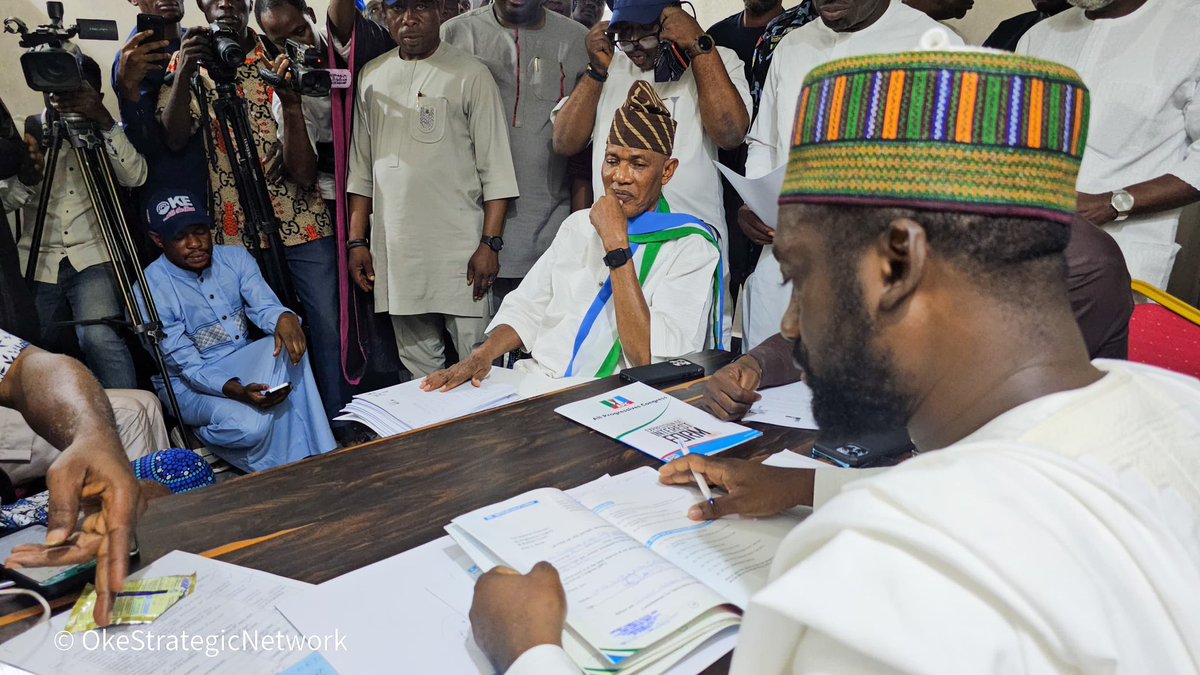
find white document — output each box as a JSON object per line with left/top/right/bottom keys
{"left": 0, "top": 551, "right": 330, "bottom": 675}
{"left": 714, "top": 163, "right": 787, "bottom": 230}
{"left": 337, "top": 369, "right": 594, "bottom": 438}
{"left": 762, "top": 449, "right": 831, "bottom": 470}
{"left": 743, "top": 381, "right": 820, "bottom": 430}
{"left": 555, "top": 382, "right": 762, "bottom": 462}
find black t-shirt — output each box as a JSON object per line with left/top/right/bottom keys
{"left": 707, "top": 12, "right": 765, "bottom": 83}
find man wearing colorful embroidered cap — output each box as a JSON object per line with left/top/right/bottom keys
{"left": 467, "top": 52, "right": 1200, "bottom": 674}
{"left": 422, "top": 82, "right": 722, "bottom": 390}
{"left": 136, "top": 189, "right": 336, "bottom": 473}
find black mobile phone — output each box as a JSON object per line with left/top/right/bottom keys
{"left": 0, "top": 525, "right": 96, "bottom": 598}
{"left": 811, "top": 428, "right": 915, "bottom": 468}
{"left": 619, "top": 358, "right": 704, "bottom": 386}
{"left": 136, "top": 13, "right": 168, "bottom": 51}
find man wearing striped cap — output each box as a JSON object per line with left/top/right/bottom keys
{"left": 467, "top": 51, "right": 1200, "bottom": 674}
{"left": 423, "top": 82, "right": 723, "bottom": 389}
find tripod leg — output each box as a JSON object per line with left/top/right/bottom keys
{"left": 23, "top": 125, "right": 64, "bottom": 285}
{"left": 73, "top": 141, "right": 198, "bottom": 449}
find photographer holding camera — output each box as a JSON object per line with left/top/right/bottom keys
{"left": 156, "top": 0, "right": 347, "bottom": 421}
{"left": 3, "top": 56, "right": 146, "bottom": 390}
{"left": 112, "top": 0, "right": 210, "bottom": 204}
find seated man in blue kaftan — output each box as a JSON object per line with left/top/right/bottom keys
{"left": 136, "top": 189, "right": 336, "bottom": 472}
{"left": 422, "top": 81, "right": 722, "bottom": 390}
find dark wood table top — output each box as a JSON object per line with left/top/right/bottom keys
{"left": 0, "top": 351, "right": 819, "bottom": 670}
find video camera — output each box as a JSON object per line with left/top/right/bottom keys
{"left": 259, "top": 39, "right": 349, "bottom": 98}
{"left": 203, "top": 21, "right": 247, "bottom": 84}
{"left": 3, "top": 1, "right": 118, "bottom": 93}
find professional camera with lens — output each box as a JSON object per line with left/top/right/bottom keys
{"left": 259, "top": 39, "right": 332, "bottom": 97}
{"left": 202, "top": 21, "right": 247, "bottom": 84}
{"left": 3, "top": 1, "right": 118, "bottom": 93}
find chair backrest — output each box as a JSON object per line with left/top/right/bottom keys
{"left": 1128, "top": 281, "right": 1200, "bottom": 379}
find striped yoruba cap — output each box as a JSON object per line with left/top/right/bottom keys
{"left": 608, "top": 81, "right": 677, "bottom": 157}
{"left": 780, "top": 50, "right": 1090, "bottom": 224}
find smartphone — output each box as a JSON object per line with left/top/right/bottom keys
{"left": 265, "top": 382, "right": 292, "bottom": 395}
{"left": 0, "top": 525, "right": 96, "bottom": 598}
{"left": 619, "top": 359, "right": 704, "bottom": 386}
{"left": 811, "top": 428, "right": 915, "bottom": 468}
{"left": 136, "top": 13, "right": 168, "bottom": 51}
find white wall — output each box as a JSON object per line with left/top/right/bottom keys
{"left": 2, "top": 0, "right": 1027, "bottom": 120}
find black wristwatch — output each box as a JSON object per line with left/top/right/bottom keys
{"left": 603, "top": 247, "right": 633, "bottom": 269}
{"left": 480, "top": 235, "right": 504, "bottom": 252}
{"left": 686, "top": 33, "right": 715, "bottom": 58}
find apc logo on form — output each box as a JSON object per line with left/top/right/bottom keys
{"left": 600, "top": 396, "right": 634, "bottom": 410}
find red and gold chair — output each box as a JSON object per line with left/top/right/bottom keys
{"left": 1128, "top": 280, "right": 1200, "bottom": 378}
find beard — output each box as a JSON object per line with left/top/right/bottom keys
{"left": 793, "top": 270, "right": 912, "bottom": 441}
{"left": 744, "top": 0, "right": 779, "bottom": 14}
{"left": 1067, "top": 0, "right": 1117, "bottom": 9}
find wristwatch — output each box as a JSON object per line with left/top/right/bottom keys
{"left": 480, "top": 235, "right": 504, "bottom": 252}
{"left": 603, "top": 247, "right": 633, "bottom": 269}
{"left": 1110, "top": 189, "right": 1134, "bottom": 222}
{"left": 686, "top": 33, "right": 715, "bottom": 59}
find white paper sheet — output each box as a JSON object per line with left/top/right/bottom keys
{"left": 337, "top": 369, "right": 594, "bottom": 438}
{"left": 714, "top": 163, "right": 787, "bottom": 230}
{"left": 762, "top": 449, "right": 832, "bottom": 471}
{"left": 743, "top": 381, "right": 819, "bottom": 430}
{"left": 0, "top": 551, "right": 328, "bottom": 675}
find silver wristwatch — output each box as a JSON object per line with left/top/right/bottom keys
{"left": 1111, "top": 189, "right": 1134, "bottom": 222}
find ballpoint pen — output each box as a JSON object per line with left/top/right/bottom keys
{"left": 677, "top": 439, "right": 715, "bottom": 506}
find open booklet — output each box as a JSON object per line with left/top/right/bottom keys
{"left": 446, "top": 466, "right": 802, "bottom": 675}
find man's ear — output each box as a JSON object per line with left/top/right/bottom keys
{"left": 306, "top": 7, "right": 317, "bottom": 22}
{"left": 149, "top": 232, "right": 164, "bottom": 249}
{"left": 874, "top": 217, "right": 927, "bottom": 313}
{"left": 660, "top": 157, "right": 679, "bottom": 186}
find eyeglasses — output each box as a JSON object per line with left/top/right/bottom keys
{"left": 609, "top": 26, "right": 662, "bottom": 53}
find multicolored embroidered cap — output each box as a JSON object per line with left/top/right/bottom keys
{"left": 779, "top": 50, "right": 1090, "bottom": 225}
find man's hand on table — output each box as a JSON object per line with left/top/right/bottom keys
{"left": 660, "top": 455, "right": 813, "bottom": 520}
{"left": 421, "top": 351, "right": 493, "bottom": 392}
{"left": 4, "top": 437, "right": 145, "bottom": 627}
{"left": 701, "top": 355, "right": 762, "bottom": 421}
{"left": 471, "top": 562, "right": 567, "bottom": 673}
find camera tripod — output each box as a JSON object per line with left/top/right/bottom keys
{"left": 23, "top": 112, "right": 194, "bottom": 448}
{"left": 195, "top": 75, "right": 299, "bottom": 311}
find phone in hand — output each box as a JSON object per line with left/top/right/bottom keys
{"left": 136, "top": 13, "right": 168, "bottom": 51}
{"left": 264, "top": 382, "right": 292, "bottom": 395}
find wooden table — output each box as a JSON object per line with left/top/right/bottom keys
{"left": 0, "top": 351, "right": 820, "bottom": 670}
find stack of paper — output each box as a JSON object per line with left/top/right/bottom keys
{"left": 336, "top": 379, "right": 518, "bottom": 437}
{"left": 336, "top": 368, "right": 593, "bottom": 437}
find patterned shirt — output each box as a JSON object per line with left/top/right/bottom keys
{"left": 0, "top": 329, "right": 29, "bottom": 384}
{"left": 749, "top": 1, "right": 818, "bottom": 116}
{"left": 158, "top": 37, "right": 333, "bottom": 249}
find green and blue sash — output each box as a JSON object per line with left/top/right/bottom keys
{"left": 564, "top": 198, "right": 724, "bottom": 378}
